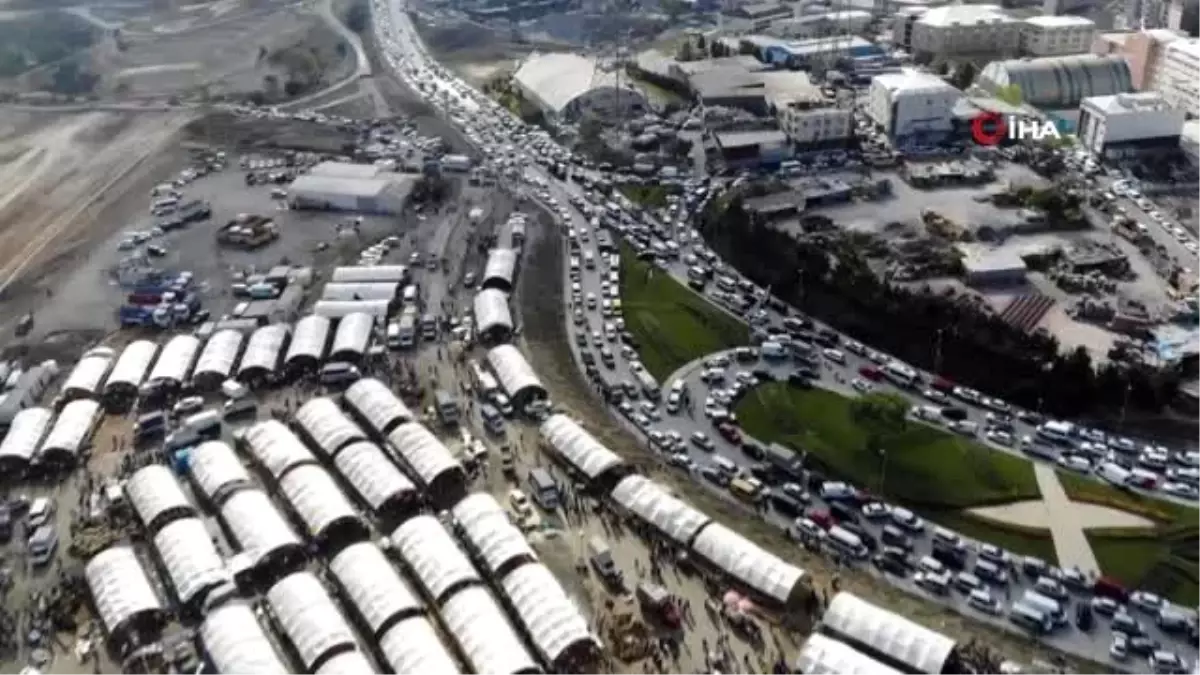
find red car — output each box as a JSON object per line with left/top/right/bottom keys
{"left": 858, "top": 365, "right": 884, "bottom": 382}
{"left": 716, "top": 423, "right": 742, "bottom": 444}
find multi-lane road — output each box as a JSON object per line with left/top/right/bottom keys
{"left": 367, "top": 1, "right": 1198, "bottom": 669}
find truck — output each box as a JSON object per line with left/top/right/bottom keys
{"left": 764, "top": 442, "right": 805, "bottom": 480}
{"left": 440, "top": 154, "right": 472, "bottom": 172}
{"left": 395, "top": 309, "right": 417, "bottom": 348}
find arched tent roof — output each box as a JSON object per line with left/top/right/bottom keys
{"left": 499, "top": 563, "right": 597, "bottom": 666}
{"left": 451, "top": 493, "right": 536, "bottom": 577}
{"left": 482, "top": 248, "right": 518, "bottom": 291}
{"left": 238, "top": 324, "right": 290, "bottom": 379}
{"left": 386, "top": 422, "right": 463, "bottom": 490}
{"left": 333, "top": 441, "right": 418, "bottom": 513}
{"left": 391, "top": 515, "right": 480, "bottom": 603}
{"left": 193, "top": 329, "right": 245, "bottom": 384}
{"left": 277, "top": 464, "right": 364, "bottom": 541}
{"left": 153, "top": 517, "right": 230, "bottom": 607}
{"left": 126, "top": 465, "right": 196, "bottom": 532}
{"left": 539, "top": 414, "right": 625, "bottom": 480}
{"left": 200, "top": 602, "right": 290, "bottom": 674}
{"left": 85, "top": 546, "right": 164, "bottom": 636}
{"left": 147, "top": 335, "right": 202, "bottom": 385}
{"left": 314, "top": 650, "right": 376, "bottom": 675}
{"left": 440, "top": 585, "right": 540, "bottom": 675}
{"left": 295, "top": 397, "right": 367, "bottom": 458}
{"left": 610, "top": 475, "right": 711, "bottom": 546}
{"left": 286, "top": 315, "right": 331, "bottom": 367}
{"left": 473, "top": 289, "right": 513, "bottom": 338}
{"left": 796, "top": 634, "right": 902, "bottom": 675}
{"left": 39, "top": 398, "right": 101, "bottom": 463}
{"left": 486, "top": 345, "right": 546, "bottom": 402}
{"left": 821, "top": 592, "right": 957, "bottom": 675}
{"left": 314, "top": 300, "right": 391, "bottom": 320}
{"left": 691, "top": 522, "right": 807, "bottom": 606}
{"left": 103, "top": 340, "right": 158, "bottom": 396}
{"left": 242, "top": 419, "right": 318, "bottom": 480}
{"left": 220, "top": 489, "right": 304, "bottom": 567}
{"left": 343, "top": 378, "right": 413, "bottom": 436}
{"left": 0, "top": 407, "right": 52, "bottom": 466}
{"left": 379, "top": 616, "right": 462, "bottom": 675}
{"left": 62, "top": 353, "right": 114, "bottom": 400}
{"left": 332, "top": 312, "right": 375, "bottom": 359}
{"left": 331, "top": 265, "right": 409, "bottom": 284}
{"left": 329, "top": 541, "right": 423, "bottom": 635}
{"left": 322, "top": 282, "right": 399, "bottom": 302}
{"left": 978, "top": 54, "right": 1132, "bottom": 107}
{"left": 189, "top": 441, "right": 252, "bottom": 506}
{"left": 266, "top": 572, "right": 358, "bottom": 671}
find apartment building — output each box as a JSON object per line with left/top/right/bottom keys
{"left": 1079, "top": 92, "right": 1186, "bottom": 158}
{"left": 777, "top": 105, "right": 854, "bottom": 150}
{"left": 1092, "top": 28, "right": 1183, "bottom": 89}
{"left": 1151, "top": 37, "right": 1200, "bottom": 116}
{"left": 1020, "top": 16, "right": 1097, "bottom": 56}
{"left": 909, "top": 4, "right": 1021, "bottom": 60}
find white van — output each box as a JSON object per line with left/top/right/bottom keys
{"left": 221, "top": 380, "right": 249, "bottom": 400}
{"left": 760, "top": 341, "right": 787, "bottom": 361}
{"left": 711, "top": 456, "right": 738, "bottom": 475}
{"left": 183, "top": 410, "right": 222, "bottom": 438}
{"left": 1021, "top": 590, "right": 1066, "bottom": 626}
{"left": 827, "top": 526, "right": 868, "bottom": 559}
{"left": 1096, "top": 461, "right": 1132, "bottom": 487}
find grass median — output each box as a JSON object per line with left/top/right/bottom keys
{"left": 1056, "top": 471, "right": 1199, "bottom": 605}
{"left": 619, "top": 246, "right": 748, "bottom": 381}
{"left": 736, "top": 383, "right": 1059, "bottom": 561}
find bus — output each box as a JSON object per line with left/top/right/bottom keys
{"left": 634, "top": 369, "right": 660, "bottom": 400}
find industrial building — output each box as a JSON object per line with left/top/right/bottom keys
{"left": 957, "top": 244, "right": 1029, "bottom": 286}
{"left": 512, "top": 52, "right": 649, "bottom": 125}
{"left": 867, "top": 70, "right": 962, "bottom": 144}
{"left": 287, "top": 164, "right": 414, "bottom": 215}
{"left": 909, "top": 5, "right": 1020, "bottom": 61}
{"left": 977, "top": 54, "right": 1133, "bottom": 109}
{"left": 1019, "top": 16, "right": 1096, "bottom": 57}
{"left": 778, "top": 105, "right": 854, "bottom": 150}
{"left": 1152, "top": 38, "right": 1200, "bottom": 116}
{"left": 1078, "top": 92, "right": 1187, "bottom": 159}
{"left": 766, "top": 11, "right": 873, "bottom": 40}
{"left": 727, "top": 0, "right": 794, "bottom": 28}
{"left": 760, "top": 36, "right": 883, "bottom": 68}
{"left": 711, "top": 130, "right": 794, "bottom": 169}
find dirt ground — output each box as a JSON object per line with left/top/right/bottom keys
{"left": 0, "top": 111, "right": 193, "bottom": 328}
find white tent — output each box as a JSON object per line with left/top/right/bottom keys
{"left": 821, "top": 592, "right": 957, "bottom": 675}
{"left": 295, "top": 397, "right": 367, "bottom": 457}
{"left": 220, "top": 489, "right": 304, "bottom": 568}
{"left": 379, "top": 616, "right": 462, "bottom": 674}
{"left": 277, "top": 464, "right": 364, "bottom": 540}
{"left": 539, "top": 414, "right": 625, "bottom": 479}
{"left": 473, "top": 288, "right": 513, "bottom": 341}
{"left": 332, "top": 441, "right": 417, "bottom": 513}
{"left": 85, "top": 546, "right": 163, "bottom": 636}
{"left": 500, "top": 563, "right": 597, "bottom": 665}
{"left": 0, "top": 407, "right": 52, "bottom": 467}
{"left": 285, "top": 315, "right": 331, "bottom": 367}
{"left": 610, "top": 475, "right": 711, "bottom": 546}
{"left": 103, "top": 340, "right": 158, "bottom": 397}
{"left": 691, "top": 522, "right": 807, "bottom": 606}
{"left": 147, "top": 335, "right": 202, "bottom": 385}
{"left": 796, "top": 634, "right": 902, "bottom": 675}
{"left": 266, "top": 572, "right": 358, "bottom": 671}
{"left": 450, "top": 493, "right": 536, "bottom": 576}
{"left": 486, "top": 345, "right": 545, "bottom": 403}
{"left": 39, "top": 398, "right": 101, "bottom": 463}
{"left": 322, "top": 282, "right": 399, "bottom": 302}
{"left": 193, "top": 329, "right": 245, "bottom": 386}
{"left": 313, "top": 300, "right": 390, "bottom": 320}
{"left": 482, "top": 248, "right": 518, "bottom": 291}
{"left": 329, "top": 541, "right": 423, "bottom": 634}
{"left": 391, "top": 515, "right": 480, "bottom": 602}
{"left": 440, "top": 586, "right": 539, "bottom": 674}
{"left": 331, "top": 312, "right": 375, "bottom": 360}
{"left": 315, "top": 650, "right": 377, "bottom": 675}
{"left": 343, "top": 378, "right": 412, "bottom": 435}
{"left": 242, "top": 419, "right": 317, "bottom": 480}
{"left": 62, "top": 353, "right": 114, "bottom": 400}
{"left": 188, "top": 441, "right": 252, "bottom": 506}
{"left": 386, "top": 422, "right": 463, "bottom": 491}
{"left": 125, "top": 465, "right": 195, "bottom": 532}
{"left": 200, "top": 602, "right": 290, "bottom": 674}
{"left": 238, "top": 324, "right": 290, "bottom": 380}
{"left": 331, "top": 265, "right": 409, "bottom": 284}
{"left": 153, "top": 517, "right": 230, "bottom": 607}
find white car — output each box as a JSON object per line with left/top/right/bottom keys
{"left": 861, "top": 502, "right": 889, "bottom": 519}
{"left": 822, "top": 348, "right": 845, "bottom": 364}
{"left": 1129, "top": 590, "right": 1165, "bottom": 614}
{"left": 967, "top": 588, "right": 1002, "bottom": 615}
{"left": 851, "top": 378, "right": 873, "bottom": 394}
{"left": 890, "top": 507, "right": 925, "bottom": 532}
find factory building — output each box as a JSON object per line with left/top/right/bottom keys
{"left": 711, "top": 130, "right": 795, "bottom": 169}
{"left": 1078, "top": 92, "right": 1187, "bottom": 159}
{"left": 958, "top": 244, "right": 1029, "bottom": 287}
{"left": 909, "top": 5, "right": 1020, "bottom": 61}
{"left": 764, "top": 10, "right": 872, "bottom": 39}
{"left": 287, "top": 163, "right": 414, "bottom": 215}
{"left": 512, "top": 52, "right": 649, "bottom": 125}
{"left": 1151, "top": 38, "right": 1200, "bottom": 116}
{"left": 760, "top": 36, "right": 883, "bottom": 68}
{"left": 1019, "top": 16, "right": 1096, "bottom": 57}
{"left": 977, "top": 54, "right": 1133, "bottom": 109}
{"left": 867, "top": 70, "right": 962, "bottom": 144}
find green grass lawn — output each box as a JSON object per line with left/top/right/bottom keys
{"left": 1057, "top": 471, "right": 1198, "bottom": 605}
{"left": 619, "top": 184, "right": 671, "bottom": 209}
{"left": 736, "top": 383, "right": 1058, "bottom": 559}
{"left": 618, "top": 246, "right": 748, "bottom": 381}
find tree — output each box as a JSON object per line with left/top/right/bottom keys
{"left": 950, "top": 62, "right": 976, "bottom": 90}
{"left": 995, "top": 83, "right": 1023, "bottom": 106}
{"left": 850, "top": 392, "right": 909, "bottom": 455}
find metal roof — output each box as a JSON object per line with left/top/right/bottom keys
{"left": 979, "top": 54, "right": 1132, "bottom": 107}
{"left": 126, "top": 465, "right": 195, "bottom": 531}
{"left": 332, "top": 441, "right": 417, "bottom": 512}
{"left": 386, "top": 422, "right": 463, "bottom": 489}
{"left": 500, "top": 563, "right": 597, "bottom": 665}
{"left": 473, "top": 289, "right": 513, "bottom": 337}
{"left": 286, "top": 315, "right": 331, "bottom": 365}
{"left": 821, "top": 592, "right": 957, "bottom": 675}
{"left": 290, "top": 174, "right": 398, "bottom": 199}
{"left": 440, "top": 586, "right": 540, "bottom": 675}
{"left": 482, "top": 248, "right": 518, "bottom": 288}
{"left": 539, "top": 415, "right": 625, "bottom": 479}
{"left": 39, "top": 398, "right": 101, "bottom": 460}
{"left": 242, "top": 419, "right": 317, "bottom": 480}
{"left": 313, "top": 300, "right": 391, "bottom": 320}
{"left": 322, "top": 282, "right": 399, "bottom": 302}
{"left": 451, "top": 493, "right": 536, "bottom": 576}
{"left": 200, "top": 602, "right": 290, "bottom": 674}
{"left": 331, "top": 265, "right": 409, "bottom": 284}
{"left": 62, "top": 354, "right": 113, "bottom": 398}
{"left": 486, "top": 345, "right": 545, "bottom": 401}
{"left": 267, "top": 572, "right": 358, "bottom": 670}
{"left": 513, "top": 51, "right": 642, "bottom": 116}
{"left": 343, "top": 378, "right": 412, "bottom": 435}
{"left": 691, "top": 522, "right": 806, "bottom": 605}
{"left": 238, "top": 324, "right": 290, "bottom": 377}
{"left": 153, "top": 517, "right": 230, "bottom": 606}
{"left": 147, "top": 334, "right": 202, "bottom": 384}
{"left": 194, "top": 329, "right": 244, "bottom": 382}
{"left": 0, "top": 407, "right": 52, "bottom": 464}
{"left": 220, "top": 489, "right": 303, "bottom": 567}
{"left": 391, "top": 515, "right": 480, "bottom": 602}
{"left": 379, "top": 617, "right": 462, "bottom": 675}
{"left": 295, "top": 397, "right": 367, "bottom": 457}
{"left": 103, "top": 340, "right": 158, "bottom": 395}
{"left": 277, "top": 464, "right": 363, "bottom": 540}
{"left": 314, "top": 650, "right": 377, "bottom": 675}
{"left": 85, "top": 546, "right": 163, "bottom": 634}
{"left": 796, "top": 634, "right": 902, "bottom": 675}
{"left": 309, "top": 161, "right": 381, "bottom": 179}
{"left": 610, "top": 475, "right": 711, "bottom": 545}
{"left": 332, "top": 313, "right": 375, "bottom": 357}
{"left": 188, "top": 441, "right": 252, "bottom": 505}
{"left": 329, "top": 541, "right": 423, "bottom": 634}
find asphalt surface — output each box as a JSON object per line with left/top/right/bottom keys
{"left": 369, "top": 1, "right": 1200, "bottom": 669}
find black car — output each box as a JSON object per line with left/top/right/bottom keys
{"left": 751, "top": 368, "right": 774, "bottom": 382}
{"left": 880, "top": 525, "right": 913, "bottom": 551}
{"left": 787, "top": 374, "right": 813, "bottom": 389}
{"left": 829, "top": 501, "right": 859, "bottom": 525}
{"left": 580, "top": 351, "right": 595, "bottom": 366}
{"left": 1075, "top": 602, "right": 1094, "bottom": 631}
{"left": 769, "top": 491, "right": 805, "bottom": 518}
{"left": 941, "top": 406, "right": 969, "bottom": 422}
{"left": 741, "top": 441, "right": 764, "bottom": 461}
{"left": 873, "top": 547, "right": 910, "bottom": 577}
{"left": 1128, "top": 636, "right": 1160, "bottom": 657}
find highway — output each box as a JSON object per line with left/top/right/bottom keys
{"left": 366, "top": 0, "right": 1199, "bottom": 669}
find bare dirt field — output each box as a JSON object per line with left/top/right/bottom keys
{"left": 0, "top": 110, "right": 192, "bottom": 331}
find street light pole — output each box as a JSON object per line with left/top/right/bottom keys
{"left": 878, "top": 449, "right": 888, "bottom": 493}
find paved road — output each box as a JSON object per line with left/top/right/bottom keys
{"left": 1033, "top": 464, "right": 1100, "bottom": 574}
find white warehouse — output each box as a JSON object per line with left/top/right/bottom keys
{"left": 867, "top": 70, "right": 962, "bottom": 144}
{"left": 288, "top": 172, "right": 415, "bottom": 215}
{"left": 1078, "top": 92, "right": 1186, "bottom": 160}
{"left": 513, "top": 52, "right": 649, "bottom": 125}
